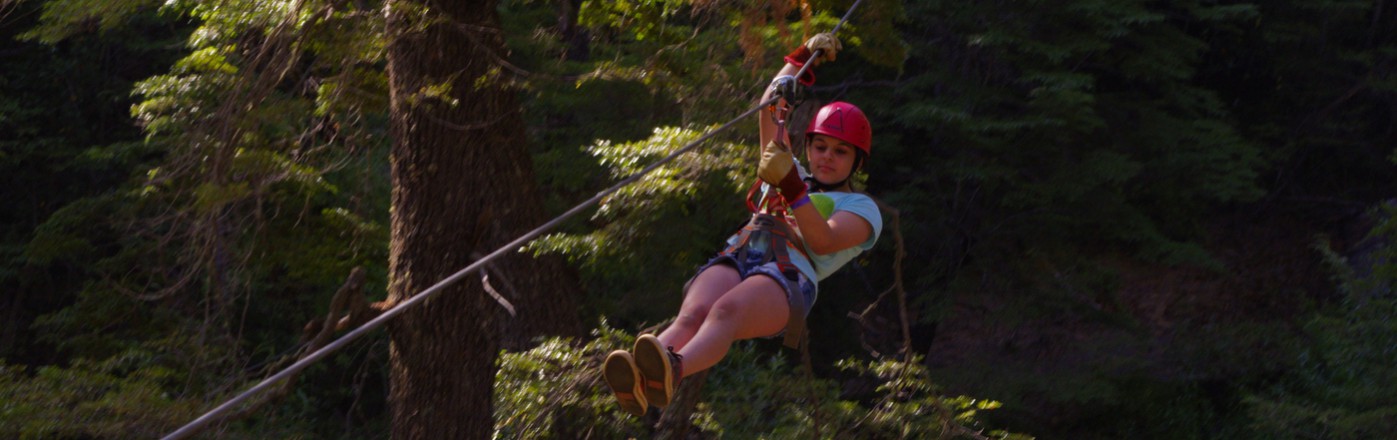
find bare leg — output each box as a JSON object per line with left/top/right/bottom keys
{"left": 673, "top": 275, "right": 789, "bottom": 377}
{"left": 657, "top": 264, "right": 740, "bottom": 351}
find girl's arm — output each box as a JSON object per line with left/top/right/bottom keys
{"left": 761, "top": 33, "right": 839, "bottom": 148}
{"left": 791, "top": 204, "right": 872, "bottom": 255}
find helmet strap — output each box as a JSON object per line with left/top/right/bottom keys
{"left": 805, "top": 176, "right": 847, "bottom": 193}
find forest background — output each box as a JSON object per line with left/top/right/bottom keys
{"left": 1, "top": 0, "right": 1395, "bottom": 438}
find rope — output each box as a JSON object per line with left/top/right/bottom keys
{"left": 163, "top": 2, "right": 864, "bottom": 438}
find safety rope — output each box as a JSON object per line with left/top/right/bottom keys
{"left": 163, "top": 2, "right": 862, "bottom": 438}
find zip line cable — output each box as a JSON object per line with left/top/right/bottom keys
{"left": 163, "top": 2, "right": 862, "bottom": 438}
{"left": 163, "top": 100, "right": 770, "bottom": 440}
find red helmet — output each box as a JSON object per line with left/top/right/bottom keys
{"left": 806, "top": 101, "right": 871, "bottom": 156}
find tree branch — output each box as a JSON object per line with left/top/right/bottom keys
{"left": 850, "top": 196, "right": 912, "bottom": 361}
{"left": 174, "top": 267, "right": 380, "bottom": 438}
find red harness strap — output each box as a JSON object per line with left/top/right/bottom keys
{"left": 729, "top": 90, "right": 810, "bottom": 350}
{"left": 728, "top": 182, "right": 810, "bottom": 350}
{"left": 723, "top": 214, "right": 805, "bottom": 280}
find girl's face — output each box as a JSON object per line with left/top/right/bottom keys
{"left": 806, "top": 134, "right": 859, "bottom": 186}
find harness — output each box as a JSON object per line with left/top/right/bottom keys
{"left": 722, "top": 212, "right": 806, "bottom": 282}
{"left": 725, "top": 194, "right": 811, "bottom": 351}
{"left": 719, "top": 85, "right": 812, "bottom": 351}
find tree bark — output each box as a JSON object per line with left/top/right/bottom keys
{"left": 654, "top": 370, "right": 709, "bottom": 439}
{"left": 555, "top": 0, "right": 589, "bottom": 61}
{"left": 384, "top": 0, "right": 580, "bottom": 437}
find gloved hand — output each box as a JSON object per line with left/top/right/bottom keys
{"left": 758, "top": 141, "right": 808, "bottom": 203}
{"left": 803, "top": 33, "right": 841, "bottom": 65}
{"left": 784, "top": 32, "right": 842, "bottom": 67}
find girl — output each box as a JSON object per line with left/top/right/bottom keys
{"left": 603, "top": 33, "right": 882, "bottom": 416}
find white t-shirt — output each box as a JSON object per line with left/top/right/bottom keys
{"left": 739, "top": 170, "right": 883, "bottom": 298}
{"left": 787, "top": 191, "right": 883, "bottom": 284}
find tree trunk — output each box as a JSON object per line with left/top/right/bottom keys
{"left": 655, "top": 370, "right": 709, "bottom": 439}
{"left": 555, "top": 0, "right": 589, "bottom": 61}
{"left": 384, "top": 0, "right": 580, "bottom": 437}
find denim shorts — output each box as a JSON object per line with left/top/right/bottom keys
{"left": 685, "top": 243, "right": 818, "bottom": 319}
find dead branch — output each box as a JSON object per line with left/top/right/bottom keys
{"left": 470, "top": 252, "right": 519, "bottom": 316}
{"left": 850, "top": 196, "right": 912, "bottom": 361}
{"left": 849, "top": 198, "right": 996, "bottom": 440}
{"left": 172, "top": 266, "right": 378, "bottom": 438}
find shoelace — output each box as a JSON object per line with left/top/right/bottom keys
{"left": 667, "top": 346, "right": 684, "bottom": 377}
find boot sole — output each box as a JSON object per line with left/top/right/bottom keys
{"left": 602, "top": 350, "right": 647, "bottom": 417}
{"left": 633, "top": 334, "right": 674, "bottom": 407}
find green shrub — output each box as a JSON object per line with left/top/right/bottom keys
{"left": 494, "top": 321, "right": 1032, "bottom": 439}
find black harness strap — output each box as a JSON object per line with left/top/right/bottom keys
{"left": 723, "top": 213, "right": 810, "bottom": 350}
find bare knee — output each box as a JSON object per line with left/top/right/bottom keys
{"left": 673, "top": 308, "right": 707, "bottom": 330}
{"left": 706, "top": 299, "right": 745, "bottom": 324}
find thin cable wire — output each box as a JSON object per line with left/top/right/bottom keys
{"left": 792, "top": 0, "right": 863, "bottom": 82}
{"left": 164, "top": 2, "right": 864, "bottom": 438}
{"left": 163, "top": 97, "right": 779, "bottom": 440}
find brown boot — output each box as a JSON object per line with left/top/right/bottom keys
{"left": 633, "top": 334, "right": 683, "bottom": 408}
{"left": 602, "top": 349, "right": 647, "bottom": 417}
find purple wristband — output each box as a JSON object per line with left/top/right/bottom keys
{"left": 789, "top": 194, "right": 812, "bottom": 210}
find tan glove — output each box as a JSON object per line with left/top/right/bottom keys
{"left": 759, "top": 141, "right": 795, "bottom": 184}
{"left": 758, "top": 141, "right": 808, "bottom": 202}
{"left": 804, "top": 32, "right": 842, "bottom": 64}
{"left": 783, "top": 32, "right": 842, "bottom": 85}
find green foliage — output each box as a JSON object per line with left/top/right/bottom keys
{"left": 0, "top": 0, "right": 188, "bottom": 368}
{"left": 698, "top": 348, "right": 1032, "bottom": 439}
{"left": 0, "top": 359, "right": 198, "bottom": 439}
{"left": 494, "top": 323, "right": 648, "bottom": 439}
{"left": 527, "top": 126, "right": 750, "bottom": 321}
{"left": 123, "top": 0, "right": 392, "bottom": 315}
{"left": 531, "top": 125, "right": 748, "bottom": 254}
{"left": 16, "top": 0, "right": 166, "bottom": 44}
{"left": 22, "top": 196, "right": 110, "bottom": 266}
{"left": 494, "top": 322, "right": 1032, "bottom": 439}
{"left": 1246, "top": 202, "right": 1397, "bottom": 439}
{"left": 831, "top": 356, "right": 1031, "bottom": 440}
{"left": 1246, "top": 301, "right": 1397, "bottom": 438}
{"left": 5, "top": 0, "right": 393, "bottom": 436}
{"left": 1245, "top": 298, "right": 1397, "bottom": 439}
{"left": 882, "top": 0, "right": 1265, "bottom": 275}
{"left": 577, "top": 0, "right": 690, "bottom": 43}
